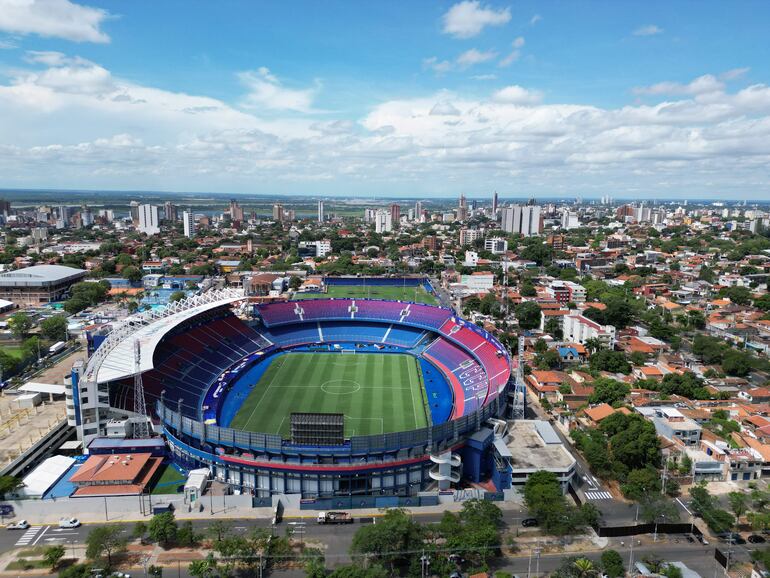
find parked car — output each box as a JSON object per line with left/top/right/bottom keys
{"left": 7, "top": 520, "right": 29, "bottom": 530}
{"left": 697, "top": 534, "right": 709, "bottom": 545}
{"left": 59, "top": 517, "right": 80, "bottom": 528}
{"left": 749, "top": 534, "right": 767, "bottom": 544}
{"left": 718, "top": 532, "right": 746, "bottom": 545}
{"left": 521, "top": 518, "right": 539, "bottom": 527}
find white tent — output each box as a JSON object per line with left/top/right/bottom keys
{"left": 19, "top": 455, "right": 75, "bottom": 498}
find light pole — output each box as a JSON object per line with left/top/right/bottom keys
{"left": 420, "top": 551, "right": 430, "bottom": 578}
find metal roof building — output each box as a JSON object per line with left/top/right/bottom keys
{"left": 0, "top": 265, "right": 87, "bottom": 305}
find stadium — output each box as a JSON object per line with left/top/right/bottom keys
{"left": 75, "top": 278, "right": 513, "bottom": 502}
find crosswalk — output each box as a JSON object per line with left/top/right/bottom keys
{"left": 15, "top": 525, "right": 46, "bottom": 546}
{"left": 585, "top": 491, "right": 613, "bottom": 501}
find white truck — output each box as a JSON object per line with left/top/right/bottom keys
{"left": 317, "top": 511, "right": 353, "bottom": 524}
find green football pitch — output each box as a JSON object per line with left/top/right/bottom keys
{"left": 292, "top": 284, "right": 438, "bottom": 305}
{"left": 229, "top": 352, "right": 430, "bottom": 437}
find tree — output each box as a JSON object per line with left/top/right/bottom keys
{"left": 728, "top": 491, "right": 749, "bottom": 520}
{"left": 639, "top": 496, "right": 680, "bottom": 525}
{"left": 621, "top": 467, "right": 661, "bottom": 501}
{"left": 722, "top": 349, "right": 752, "bottom": 377}
{"left": 189, "top": 553, "right": 233, "bottom": 578}
{"left": 58, "top": 563, "right": 93, "bottom": 578}
{"left": 544, "top": 317, "right": 563, "bottom": 339}
{"left": 122, "top": 265, "right": 143, "bottom": 284}
{"left": 148, "top": 511, "right": 178, "bottom": 548}
{"left": 132, "top": 521, "right": 147, "bottom": 543}
{"left": 588, "top": 378, "right": 630, "bottom": 406}
{"left": 289, "top": 275, "right": 302, "bottom": 290}
{"left": 515, "top": 301, "right": 541, "bottom": 330}
{"left": 350, "top": 508, "right": 424, "bottom": 574}
{"left": 40, "top": 315, "right": 68, "bottom": 342}
{"left": 0, "top": 475, "right": 22, "bottom": 497}
{"left": 572, "top": 558, "right": 598, "bottom": 578}
{"left": 177, "top": 520, "right": 200, "bottom": 547}
{"left": 208, "top": 520, "right": 231, "bottom": 544}
{"left": 524, "top": 470, "right": 597, "bottom": 535}
{"left": 589, "top": 349, "right": 631, "bottom": 374}
{"left": 168, "top": 290, "right": 186, "bottom": 303}
{"left": 630, "top": 351, "right": 647, "bottom": 366}
{"left": 86, "top": 526, "right": 127, "bottom": 567}
{"left": 8, "top": 312, "right": 32, "bottom": 338}
{"left": 600, "top": 550, "right": 624, "bottom": 578}
{"left": 44, "top": 545, "right": 65, "bottom": 570}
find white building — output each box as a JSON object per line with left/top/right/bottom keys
{"left": 138, "top": 204, "right": 160, "bottom": 235}
{"left": 374, "top": 209, "right": 392, "bottom": 233}
{"left": 560, "top": 211, "right": 580, "bottom": 230}
{"left": 501, "top": 205, "right": 542, "bottom": 237}
{"left": 562, "top": 312, "right": 616, "bottom": 347}
{"left": 460, "top": 272, "right": 494, "bottom": 292}
{"left": 484, "top": 237, "right": 508, "bottom": 254}
{"left": 182, "top": 210, "right": 196, "bottom": 239}
{"left": 317, "top": 200, "right": 324, "bottom": 223}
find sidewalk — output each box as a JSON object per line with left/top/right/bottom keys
{"left": 4, "top": 493, "right": 525, "bottom": 526}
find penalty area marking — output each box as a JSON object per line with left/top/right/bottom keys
{"left": 320, "top": 379, "right": 362, "bottom": 394}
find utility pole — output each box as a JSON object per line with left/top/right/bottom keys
{"left": 420, "top": 550, "right": 429, "bottom": 578}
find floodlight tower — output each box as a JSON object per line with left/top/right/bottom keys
{"left": 511, "top": 332, "right": 527, "bottom": 420}
{"left": 133, "top": 339, "right": 150, "bottom": 438}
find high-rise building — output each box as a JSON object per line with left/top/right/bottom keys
{"left": 57, "top": 205, "right": 69, "bottom": 229}
{"left": 182, "top": 210, "right": 196, "bottom": 239}
{"left": 0, "top": 199, "right": 10, "bottom": 216}
{"left": 561, "top": 211, "right": 580, "bottom": 230}
{"left": 138, "top": 204, "right": 160, "bottom": 235}
{"left": 390, "top": 203, "right": 400, "bottom": 225}
{"left": 81, "top": 205, "right": 93, "bottom": 227}
{"left": 414, "top": 201, "right": 423, "bottom": 220}
{"left": 318, "top": 200, "right": 324, "bottom": 223}
{"left": 129, "top": 200, "right": 140, "bottom": 224}
{"left": 374, "top": 209, "right": 392, "bottom": 233}
{"left": 164, "top": 201, "right": 178, "bottom": 222}
{"left": 272, "top": 204, "right": 284, "bottom": 222}
{"left": 492, "top": 191, "right": 498, "bottom": 215}
{"left": 229, "top": 199, "right": 244, "bottom": 222}
{"left": 459, "top": 228, "right": 482, "bottom": 246}
{"left": 501, "top": 204, "right": 542, "bottom": 237}
{"left": 457, "top": 194, "right": 468, "bottom": 221}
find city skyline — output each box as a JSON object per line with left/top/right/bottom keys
{"left": 1, "top": 1, "right": 770, "bottom": 198}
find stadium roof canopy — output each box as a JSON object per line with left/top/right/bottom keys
{"left": 93, "top": 290, "right": 244, "bottom": 383}
{"left": 0, "top": 265, "right": 86, "bottom": 287}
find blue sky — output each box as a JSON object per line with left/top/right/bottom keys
{"left": 0, "top": 0, "right": 770, "bottom": 198}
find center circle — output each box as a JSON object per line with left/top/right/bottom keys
{"left": 321, "top": 379, "right": 361, "bottom": 394}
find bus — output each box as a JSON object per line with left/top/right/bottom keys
{"left": 48, "top": 341, "right": 66, "bottom": 356}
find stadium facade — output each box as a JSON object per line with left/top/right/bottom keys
{"left": 71, "top": 280, "right": 514, "bottom": 500}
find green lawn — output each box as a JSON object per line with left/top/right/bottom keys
{"left": 0, "top": 345, "right": 23, "bottom": 359}
{"left": 229, "top": 352, "right": 428, "bottom": 437}
{"left": 151, "top": 464, "right": 186, "bottom": 495}
{"left": 293, "top": 284, "right": 438, "bottom": 305}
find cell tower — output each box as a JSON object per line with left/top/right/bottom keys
{"left": 510, "top": 332, "right": 527, "bottom": 419}
{"left": 133, "top": 339, "right": 150, "bottom": 438}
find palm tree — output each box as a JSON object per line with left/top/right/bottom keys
{"left": 573, "top": 557, "right": 597, "bottom": 578}
{"left": 585, "top": 338, "right": 604, "bottom": 355}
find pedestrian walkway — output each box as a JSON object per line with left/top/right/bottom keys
{"left": 14, "top": 525, "right": 46, "bottom": 546}
{"left": 584, "top": 491, "right": 612, "bottom": 500}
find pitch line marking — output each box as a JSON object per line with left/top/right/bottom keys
{"left": 320, "top": 379, "right": 362, "bottom": 394}
{"left": 237, "top": 354, "right": 289, "bottom": 430}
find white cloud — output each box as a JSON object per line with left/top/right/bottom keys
{"left": 0, "top": 0, "right": 111, "bottom": 43}
{"left": 491, "top": 84, "right": 542, "bottom": 104}
{"left": 456, "top": 48, "right": 497, "bottom": 68}
{"left": 633, "top": 74, "right": 724, "bottom": 96}
{"left": 423, "top": 56, "right": 453, "bottom": 75}
{"left": 442, "top": 1, "right": 511, "bottom": 39}
{"left": 0, "top": 38, "right": 17, "bottom": 49}
{"left": 720, "top": 67, "right": 750, "bottom": 81}
{"left": 633, "top": 24, "right": 663, "bottom": 37}
{"left": 238, "top": 67, "right": 319, "bottom": 113}
{"left": 472, "top": 74, "right": 497, "bottom": 81}
{"left": 2, "top": 55, "right": 770, "bottom": 198}
{"left": 498, "top": 36, "right": 525, "bottom": 67}
{"left": 529, "top": 14, "right": 542, "bottom": 25}
{"left": 429, "top": 101, "right": 461, "bottom": 116}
